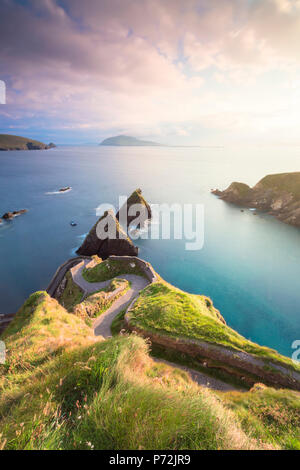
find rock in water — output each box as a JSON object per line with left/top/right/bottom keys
{"left": 212, "top": 172, "right": 300, "bottom": 227}
{"left": 2, "top": 212, "right": 14, "bottom": 220}
{"left": 116, "top": 188, "right": 152, "bottom": 229}
{"left": 76, "top": 210, "right": 138, "bottom": 258}
{"left": 2, "top": 209, "right": 27, "bottom": 220}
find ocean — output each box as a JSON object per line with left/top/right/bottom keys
{"left": 0, "top": 144, "right": 300, "bottom": 356}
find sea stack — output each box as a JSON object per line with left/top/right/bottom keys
{"left": 77, "top": 189, "right": 151, "bottom": 258}
{"left": 116, "top": 188, "right": 152, "bottom": 229}
{"left": 76, "top": 210, "right": 138, "bottom": 259}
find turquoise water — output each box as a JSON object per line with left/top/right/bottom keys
{"left": 0, "top": 145, "right": 300, "bottom": 356}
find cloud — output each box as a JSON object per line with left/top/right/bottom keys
{"left": 1, "top": 0, "right": 300, "bottom": 143}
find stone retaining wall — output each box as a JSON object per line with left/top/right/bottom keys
{"left": 73, "top": 280, "right": 129, "bottom": 319}
{"left": 124, "top": 316, "right": 300, "bottom": 391}
{"left": 46, "top": 256, "right": 90, "bottom": 297}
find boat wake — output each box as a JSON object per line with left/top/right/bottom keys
{"left": 45, "top": 188, "right": 72, "bottom": 195}
{"left": 78, "top": 232, "right": 88, "bottom": 240}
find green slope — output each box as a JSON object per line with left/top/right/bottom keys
{"left": 127, "top": 281, "right": 300, "bottom": 373}
{"left": 0, "top": 134, "right": 55, "bottom": 150}
{"left": 257, "top": 172, "right": 300, "bottom": 200}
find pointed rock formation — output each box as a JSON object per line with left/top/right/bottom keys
{"left": 116, "top": 188, "right": 152, "bottom": 229}
{"left": 76, "top": 210, "right": 138, "bottom": 259}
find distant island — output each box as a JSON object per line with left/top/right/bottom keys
{"left": 100, "top": 135, "right": 162, "bottom": 146}
{"left": 0, "top": 134, "right": 56, "bottom": 151}
{"left": 212, "top": 172, "right": 300, "bottom": 227}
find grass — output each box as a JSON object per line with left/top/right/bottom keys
{"left": 73, "top": 279, "right": 129, "bottom": 320}
{"left": 0, "top": 134, "right": 49, "bottom": 150}
{"left": 57, "top": 270, "right": 129, "bottom": 321}
{"left": 223, "top": 386, "right": 300, "bottom": 449}
{"left": 57, "top": 272, "right": 83, "bottom": 311}
{"left": 127, "top": 281, "right": 300, "bottom": 373}
{"left": 229, "top": 182, "right": 251, "bottom": 197}
{"left": 1, "top": 291, "right": 299, "bottom": 450}
{"left": 150, "top": 343, "right": 250, "bottom": 390}
{"left": 0, "top": 293, "right": 268, "bottom": 450}
{"left": 111, "top": 309, "right": 127, "bottom": 336}
{"left": 258, "top": 172, "right": 300, "bottom": 200}
{"left": 109, "top": 309, "right": 249, "bottom": 389}
{"left": 82, "top": 258, "right": 146, "bottom": 283}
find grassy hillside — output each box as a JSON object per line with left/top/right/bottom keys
{"left": 82, "top": 257, "right": 147, "bottom": 282}
{"left": 228, "top": 182, "right": 251, "bottom": 197}
{"left": 127, "top": 281, "right": 300, "bottom": 372}
{"left": 257, "top": 172, "right": 300, "bottom": 200}
{"left": 0, "top": 292, "right": 254, "bottom": 450}
{"left": 0, "top": 290, "right": 299, "bottom": 449}
{"left": 223, "top": 385, "right": 300, "bottom": 450}
{"left": 0, "top": 134, "right": 52, "bottom": 150}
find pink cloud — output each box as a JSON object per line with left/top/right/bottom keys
{"left": 1, "top": 0, "right": 300, "bottom": 143}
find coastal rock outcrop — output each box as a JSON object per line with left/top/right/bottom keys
{"left": 212, "top": 172, "right": 300, "bottom": 227}
{"left": 76, "top": 210, "right": 138, "bottom": 259}
{"left": 0, "top": 134, "right": 56, "bottom": 151}
{"left": 2, "top": 209, "right": 27, "bottom": 220}
{"left": 77, "top": 189, "right": 151, "bottom": 258}
{"left": 116, "top": 188, "right": 152, "bottom": 229}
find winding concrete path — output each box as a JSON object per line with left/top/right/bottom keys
{"left": 70, "top": 259, "right": 149, "bottom": 337}
{"left": 93, "top": 275, "right": 149, "bottom": 337}
{"left": 69, "top": 259, "right": 241, "bottom": 392}
{"left": 153, "top": 358, "right": 241, "bottom": 392}
{"left": 70, "top": 259, "right": 113, "bottom": 294}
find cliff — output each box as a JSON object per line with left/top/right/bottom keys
{"left": 0, "top": 134, "right": 56, "bottom": 151}
{"left": 124, "top": 277, "right": 300, "bottom": 391}
{"left": 1, "top": 261, "right": 299, "bottom": 449}
{"left": 212, "top": 172, "right": 300, "bottom": 226}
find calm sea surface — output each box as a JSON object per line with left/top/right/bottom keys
{"left": 0, "top": 145, "right": 300, "bottom": 356}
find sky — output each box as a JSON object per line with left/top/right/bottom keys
{"left": 1, "top": 0, "right": 300, "bottom": 145}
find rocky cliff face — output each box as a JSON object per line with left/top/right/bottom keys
{"left": 2, "top": 209, "right": 27, "bottom": 220}
{"left": 77, "top": 189, "right": 151, "bottom": 258}
{"left": 116, "top": 188, "right": 152, "bottom": 229}
{"left": 212, "top": 172, "right": 300, "bottom": 227}
{"left": 76, "top": 210, "right": 138, "bottom": 258}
